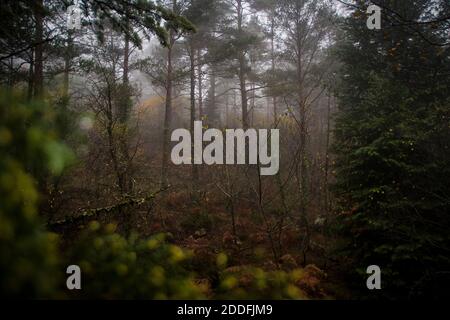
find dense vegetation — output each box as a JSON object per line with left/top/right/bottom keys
{"left": 0, "top": 0, "right": 448, "bottom": 299}
{"left": 334, "top": 1, "right": 450, "bottom": 299}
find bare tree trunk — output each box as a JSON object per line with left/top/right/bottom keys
{"left": 238, "top": 53, "right": 249, "bottom": 129}
{"left": 107, "top": 116, "right": 125, "bottom": 195}
{"left": 123, "top": 20, "right": 130, "bottom": 86}
{"left": 161, "top": 0, "right": 177, "bottom": 189}
{"left": 250, "top": 70, "right": 255, "bottom": 127}
{"left": 324, "top": 94, "right": 332, "bottom": 216}
{"left": 121, "top": 14, "right": 132, "bottom": 194}
{"left": 225, "top": 93, "right": 230, "bottom": 128}
{"left": 270, "top": 13, "right": 277, "bottom": 122}
{"left": 225, "top": 168, "right": 237, "bottom": 240}
{"left": 197, "top": 49, "right": 203, "bottom": 119}
{"left": 27, "top": 50, "right": 34, "bottom": 100}
{"left": 207, "top": 65, "right": 217, "bottom": 126}
{"left": 33, "top": 0, "right": 44, "bottom": 98}
{"left": 119, "top": 10, "right": 131, "bottom": 123}
{"left": 8, "top": 57, "right": 14, "bottom": 88}
{"left": 189, "top": 41, "right": 199, "bottom": 188}
{"left": 296, "top": 29, "right": 310, "bottom": 266}
{"left": 256, "top": 164, "right": 280, "bottom": 262}
{"left": 161, "top": 44, "right": 173, "bottom": 189}
{"left": 237, "top": 0, "right": 249, "bottom": 129}
{"left": 63, "top": 32, "right": 73, "bottom": 99}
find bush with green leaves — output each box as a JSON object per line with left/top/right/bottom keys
{"left": 65, "top": 223, "right": 204, "bottom": 299}
{"left": 217, "top": 268, "right": 308, "bottom": 300}
{"left": 0, "top": 91, "right": 72, "bottom": 298}
{"left": 213, "top": 253, "right": 319, "bottom": 300}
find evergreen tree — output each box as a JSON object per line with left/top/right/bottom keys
{"left": 334, "top": 0, "right": 450, "bottom": 299}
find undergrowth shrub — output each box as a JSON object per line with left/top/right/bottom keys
{"left": 0, "top": 91, "right": 70, "bottom": 298}
{"left": 65, "top": 223, "right": 204, "bottom": 299}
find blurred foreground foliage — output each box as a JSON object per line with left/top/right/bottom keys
{"left": 216, "top": 266, "right": 310, "bottom": 300}
{"left": 0, "top": 91, "right": 313, "bottom": 299}
{"left": 0, "top": 91, "right": 67, "bottom": 297}
{"left": 66, "top": 225, "right": 204, "bottom": 299}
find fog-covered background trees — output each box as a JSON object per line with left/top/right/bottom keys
{"left": 0, "top": 0, "right": 448, "bottom": 299}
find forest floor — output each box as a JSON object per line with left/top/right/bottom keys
{"left": 49, "top": 160, "right": 355, "bottom": 299}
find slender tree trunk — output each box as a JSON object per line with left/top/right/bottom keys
{"left": 225, "top": 93, "right": 230, "bottom": 128}
{"left": 33, "top": 0, "right": 44, "bottom": 98}
{"left": 207, "top": 66, "right": 217, "bottom": 126}
{"left": 120, "top": 11, "right": 131, "bottom": 123}
{"left": 161, "top": 2, "right": 176, "bottom": 188}
{"left": 27, "top": 50, "right": 34, "bottom": 100}
{"left": 225, "top": 167, "right": 237, "bottom": 240}
{"left": 32, "top": 0, "right": 47, "bottom": 205}
{"left": 238, "top": 49, "right": 249, "bottom": 130}
{"left": 197, "top": 49, "right": 203, "bottom": 119}
{"left": 324, "top": 94, "right": 332, "bottom": 216}
{"left": 121, "top": 14, "right": 132, "bottom": 194}
{"left": 8, "top": 57, "right": 14, "bottom": 88}
{"left": 237, "top": 0, "right": 249, "bottom": 129}
{"left": 295, "top": 26, "right": 310, "bottom": 265}
{"left": 256, "top": 164, "right": 279, "bottom": 262}
{"left": 189, "top": 41, "right": 199, "bottom": 188}
{"left": 270, "top": 13, "right": 277, "bottom": 122}
{"left": 63, "top": 32, "right": 73, "bottom": 99}
{"left": 250, "top": 59, "right": 255, "bottom": 127}
{"left": 161, "top": 44, "right": 173, "bottom": 189}
{"left": 123, "top": 22, "right": 130, "bottom": 85}
{"left": 63, "top": 58, "right": 70, "bottom": 98}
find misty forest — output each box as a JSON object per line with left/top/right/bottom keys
{"left": 0, "top": 0, "right": 449, "bottom": 300}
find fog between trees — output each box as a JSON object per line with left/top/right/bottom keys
{"left": 0, "top": 0, "right": 449, "bottom": 299}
